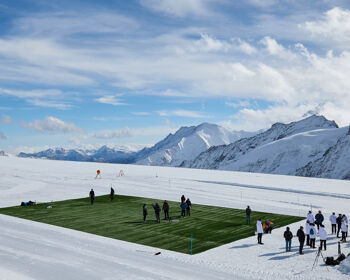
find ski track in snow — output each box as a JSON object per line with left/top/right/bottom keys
{"left": 0, "top": 157, "right": 350, "bottom": 279}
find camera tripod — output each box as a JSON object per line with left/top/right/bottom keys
{"left": 312, "top": 247, "right": 329, "bottom": 271}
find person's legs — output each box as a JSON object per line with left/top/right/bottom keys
{"left": 285, "top": 240, "right": 288, "bottom": 252}
{"left": 332, "top": 224, "right": 336, "bottom": 234}
{"left": 337, "top": 225, "right": 341, "bottom": 238}
{"left": 143, "top": 215, "right": 146, "bottom": 222}
{"left": 299, "top": 242, "right": 304, "bottom": 254}
{"left": 306, "top": 234, "right": 310, "bottom": 246}
{"left": 258, "top": 233, "right": 262, "bottom": 244}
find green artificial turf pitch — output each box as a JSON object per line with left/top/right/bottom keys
{"left": 0, "top": 195, "right": 303, "bottom": 254}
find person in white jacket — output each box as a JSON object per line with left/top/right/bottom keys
{"left": 309, "top": 223, "right": 316, "bottom": 248}
{"left": 307, "top": 211, "right": 315, "bottom": 223}
{"left": 343, "top": 215, "right": 348, "bottom": 238}
{"left": 329, "top": 212, "right": 337, "bottom": 234}
{"left": 341, "top": 220, "right": 347, "bottom": 242}
{"left": 318, "top": 225, "right": 328, "bottom": 250}
{"left": 256, "top": 219, "right": 263, "bottom": 244}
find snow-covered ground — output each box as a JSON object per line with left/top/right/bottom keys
{"left": 0, "top": 157, "right": 349, "bottom": 279}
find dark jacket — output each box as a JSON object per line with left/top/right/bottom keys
{"left": 180, "top": 202, "right": 188, "bottom": 211}
{"left": 162, "top": 201, "right": 169, "bottom": 211}
{"left": 315, "top": 213, "right": 324, "bottom": 224}
{"left": 185, "top": 199, "right": 192, "bottom": 209}
{"left": 143, "top": 206, "right": 148, "bottom": 216}
{"left": 153, "top": 203, "right": 161, "bottom": 214}
{"left": 246, "top": 207, "right": 251, "bottom": 215}
{"left": 284, "top": 230, "right": 293, "bottom": 241}
{"left": 297, "top": 229, "right": 305, "bottom": 242}
{"left": 336, "top": 216, "right": 342, "bottom": 225}
{"left": 110, "top": 188, "right": 115, "bottom": 196}
{"left": 89, "top": 190, "right": 95, "bottom": 199}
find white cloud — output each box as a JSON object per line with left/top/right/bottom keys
{"left": 93, "top": 127, "right": 133, "bottom": 139}
{"left": 0, "top": 88, "right": 62, "bottom": 98}
{"left": 232, "top": 38, "right": 257, "bottom": 55}
{"left": 27, "top": 99, "right": 73, "bottom": 110}
{"left": 0, "top": 115, "right": 12, "bottom": 125}
{"left": 22, "top": 116, "right": 84, "bottom": 134}
{"left": 225, "top": 100, "right": 251, "bottom": 108}
{"left": 0, "top": 132, "right": 7, "bottom": 140}
{"left": 301, "top": 7, "right": 350, "bottom": 44}
{"left": 157, "top": 110, "right": 212, "bottom": 118}
{"left": 94, "top": 95, "right": 126, "bottom": 106}
{"left": 140, "top": 0, "right": 213, "bottom": 17}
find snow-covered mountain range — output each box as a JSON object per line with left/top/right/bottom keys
{"left": 18, "top": 145, "right": 139, "bottom": 163}
{"left": 187, "top": 115, "right": 350, "bottom": 180}
{"left": 16, "top": 115, "right": 350, "bottom": 180}
{"left": 18, "top": 123, "right": 256, "bottom": 166}
{"left": 134, "top": 123, "right": 256, "bottom": 166}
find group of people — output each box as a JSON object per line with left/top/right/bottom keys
{"left": 254, "top": 208, "right": 348, "bottom": 254}
{"left": 284, "top": 210, "right": 348, "bottom": 255}
{"left": 142, "top": 195, "right": 192, "bottom": 223}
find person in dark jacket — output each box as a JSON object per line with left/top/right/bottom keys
{"left": 297, "top": 226, "right": 305, "bottom": 255}
{"left": 246, "top": 206, "right": 251, "bottom": 225}
{"left": 89, "top": 189, "right": 95, "bottom": 205}
{"left": 181, "top": 195, "right": 186, "bottom": 203}
{"left": 180, "top": 202, "right": 188, "bottom": 217}
{"left": 315, "top": 210, "right": 324, "bottom": 230}
{"left": 284, "top": 227, "right": 293, "bottom": 252}
{"left": 143, "top": 204, "right": 148, "bottom": 223}
{"left": 110, "top": 187, "right": 115, "bottom": 201}
{"left": 152, "top": 203, "right": 161, "bottom": 223}
{"left": 185, "top": 198, "right": 192, "bottom": 216}
{"left": 336, "top": 214, "right": 343, "bottom": 238}
{"left": 162, "top": 200, "right": 169, "bottom": 220}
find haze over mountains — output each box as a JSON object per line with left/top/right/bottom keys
{"left": 18, "top": 115, "right": 350, "bottom": 180}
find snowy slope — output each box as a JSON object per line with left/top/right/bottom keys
{"left": 187, "top": 115, "right": 347, "bottom": 179}
{"left": 1, "top": 156, "right": 350, "bottom": 280}
{"left": 135, "top": 123, "right": 251, "bottom": 166}
{"left": 296, "top": 127, "right": 350, "bottom": 180}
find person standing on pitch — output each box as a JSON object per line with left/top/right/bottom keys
{"left": 329, "top": 212, "right": 337, "bottom": 234}
{"left": 89, "top": 188, "right": 95, "bottom": 205}
{"left": 110, "top": 187, "right": 115, "bottom": 201}
{"left": 337, "top": 214, "right": 343, "bottom": 238}
{"left": 246, "top": 206, "right": 251, "bottom": 225}
{"left": 162, "top": 200, "right": 169, "bottom": 220}
{"left": 185, "top": 198, "right": 192, "bottom": 216}
{"left": 297, "top": 226, "right": 305, "bottom": 255}
{"left": 256, "top": 219, "right": 263, "bottom": 244}
{"left": 143, "top": 204, "right": 148, "bottom": 223}
{"left": 309, "top": 223, "right": 316, "bottom": 248}
{"left": 318, "top": 224, "right": 328, "bottom": 250}
{"left": 284, "top": 227, "right": 293, "bottom": 252}
{"left": 152, "top": 203, "right": 161, "bottom": 223}
{"left": 315, "top": 210, "right": 324, "bottom": 230}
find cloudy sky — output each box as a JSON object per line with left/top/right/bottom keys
{"left": 1, "top": 0, "right": 350, "bottom": 153}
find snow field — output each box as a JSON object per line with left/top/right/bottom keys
{"left": 0, "top": 157, "right": 350, "bottom": 279}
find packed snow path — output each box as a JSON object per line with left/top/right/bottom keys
{"left": 0, "top": 157, "right": 349, "bottom": 279}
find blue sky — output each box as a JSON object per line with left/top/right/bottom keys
{"left": 1, "top": 0, "right": 350, "bottom": 153}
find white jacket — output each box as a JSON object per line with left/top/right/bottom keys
{"left": 318, "top": 227, "right": 328, "bottom": 240}
{"left": 309, "top": 225, "right": 316, "bottom": 239}
{"left": 342, "top": 222, "right": 348, "bottom": 232}
{"left": 256, "top": 221, "right": 263, "bottom": 234}
{"left": 329, "top": 215, "right": 337, "bottom": 224}
{"left": 307, "top": 213, "right": 315, "bottom": 223}
{"left": 343, "top": 216, "right": 348, "bottom": 224}
{"left": 305, "top": 221, "right": 310, "bottom": 235}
